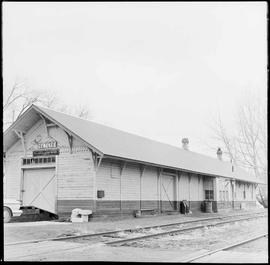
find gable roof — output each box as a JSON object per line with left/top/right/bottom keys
{"left": 4, "top": 104, "right": 262, "bottom": 184}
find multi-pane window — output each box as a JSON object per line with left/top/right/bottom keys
{"left": 22, "top": 156, "right": 56, "bottom": 165}
{"left": 205, "top": 190, "right": 214, "bottom": 200}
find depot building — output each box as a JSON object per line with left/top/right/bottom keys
{"left": 3, "top": 105, "right": 262, "bottom": 219}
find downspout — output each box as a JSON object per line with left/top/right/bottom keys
{"left": 188, "top": 173, "right": 191, "bottom": 209}
{"left": 139, "top": 165, "right": 146, "bottom": 211}
{"left": 157, "top": 168, "right": 162, "bottom": 213}
{"left": 231, "top": 179, "right": 235, "bottom": 209}
{"left": 119, "top": 161, "right": 126, "bottom": 216}
{"left": 231, "top": 160, "right": 235, "bottom": 209}
{"left": 89, "top": 148, "right": 103, "bottom": 215}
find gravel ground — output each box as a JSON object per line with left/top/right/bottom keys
{"left": 4, "top": 209, "right": 268, "bottom": 262}
{"left": 4, "top": 208, "right": 266, "bottom": 244}
{"left": 123, "top": 216, "right": 268, "bottom": 251}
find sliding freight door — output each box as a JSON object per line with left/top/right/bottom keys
{"left": 161, "top": 174, "right": 176, "bottom": 211}
{"left": 22, "top": 168, "right": 56, "bottom": 214}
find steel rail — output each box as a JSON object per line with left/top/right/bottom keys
{"left": 5, "top": 210, "right": 266, "bottom": 246}
{"left": 181, "top": 233, "right": 268, "bottom": 263}
{"left": 105, "top": 214, "right": 266, "bottom": 246}
{"left": 5, "top": 230, "right": 267, "bottom": 262}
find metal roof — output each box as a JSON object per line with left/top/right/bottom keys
{"left": 4, "top": 104, "right": 262, "bottom": 184}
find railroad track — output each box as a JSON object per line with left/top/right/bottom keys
{"left": 181, "top": 233, "right": 268, "bottom": 263}
{"left": 103, "top": 213, "right": 267, "bottom": 246}
{"left": 4, "top": 211, "right": 267, "bottom": 261}
{"left": 5, "top": 210, "right": 266, "bottom": 247}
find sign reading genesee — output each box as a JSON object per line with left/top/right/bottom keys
{"left": 38, "top": 141, "right": 57, "bottom": 149}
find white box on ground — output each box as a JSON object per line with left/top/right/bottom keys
{"left": 71, "top": 208, "right": 92, "bottom": 223}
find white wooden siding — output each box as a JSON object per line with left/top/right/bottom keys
{"left": 56, "top": 151, "right": 95, "bottom": 200}
{"left": 178, "top": 173, "right": 189, "bottom": 201}
{"left": 25, "top": 120, "right": 47, "bottom": 152}
{"left": 190, "top": 174, "right": 204, "bottom": 201}
{"left": 141, "top": 167, "right": 158, "bottom": 201}
{"left": 217, "top": 177, "right": 231, "bottom": 201}
{"left": 4, "top": 117, "right": 95, "bottom": 204}
{"left": 178, "top": 173, "right": 203, "bottom": 201}
{"left": 96, "top": 160, "right": 121, "bottom": 201}
{"left": 121, "top": 164, "right": 140, "bottom": 201}
{"left": 4, "top": 153, "right": 23, "bottom": 200}
{"left": 97, "top": 161, "right": 160, "bottom": 202}
{"left": 49, "top": 125, "right": 85, "bottom": 148}
{"left": 190, "top": 174, "right": 199, "bottom": 201}
{"left": 198, "top": 176, "right": 204, "bottom": 201}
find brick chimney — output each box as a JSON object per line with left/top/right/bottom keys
{"left": 182, "top": 138, "right": 189, "bottom": 150}
{"left": 217, "top": 147, "right": 222, "bottom": 161}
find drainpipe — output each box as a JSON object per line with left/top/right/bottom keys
{"left": 231, "top": 179, "right": 235, "bottom": 209}
{"left": 188, "top": 173, "right": 191, "bottom": 209}
{"left": 231, "top": 159, "right": 235, "bottom": 209}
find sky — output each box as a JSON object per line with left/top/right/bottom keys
{"left": 2, "top": 2, "right": 267, "bottom": 159}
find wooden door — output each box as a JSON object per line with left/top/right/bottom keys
{"left": 161, "top": 174, "right": 175, "bottom": 211}
{"left": 23, "top": 168, "right": 56, "bottom": 214}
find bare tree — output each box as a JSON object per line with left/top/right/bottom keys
{"left": 209, "top": 114, "right": 239, "bottom": 164}
{"left": 3, "top": 81, "right": 93, "bottom": 130}
{"left": 3, "top": 81, "right": 25, "bottom": 111}
{"left": 56, "top": 103, "right": 92, "bottom": 120}
{"left": 235, "top": 97, "right": 267, "bottom": 178}
{"left": 209, "top": 92, "right": 267, "bottom": 207}
{"left": 3, "top": 81, "right": 44, "bottom": 128}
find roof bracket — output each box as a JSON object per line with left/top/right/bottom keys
{"left": 96, "top": 154, "right": 103, "bottom": 170}
{"left": 65, "top": 131, "right": 73, "bottom": 154}
{"left": 140, "top": 164, "right": 146, "bottom": 176}
{"left": 88, "top": 148, "right": 103, "bottom": 171}
{"left": 188, "top": 173, "right": 191, "bottom": 183}
{"left": 13, "top": 129, "right": 26, "bottom": 156}
{"left": 178, "top": 171, "right": 182, "bottom": 181}
{"left": 39, "top": 114, "right": 49, "bottom": 137}
{"left": 120, "top": 161, "right": 127, "bottom": 176}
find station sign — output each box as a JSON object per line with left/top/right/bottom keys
{"left": 33, "top": 149, "right": 59, "bottom": 157}
{"left": 38, "top": 141, "right": 57, "bottom": 149}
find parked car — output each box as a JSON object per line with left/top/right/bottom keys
{"left": 4, "top": 199, "right": 23, "bottom": 223}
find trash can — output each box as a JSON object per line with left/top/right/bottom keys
{"left": 204, "top": 201, "right": 212, "bottom": 213}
